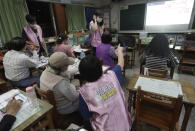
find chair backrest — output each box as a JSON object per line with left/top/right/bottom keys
{"left": 181, "top": 44, "right": 195, "bottom": 61}
{"left": 33, "top": 84, "right": 81, "bottom": 129}
{"left": 140, "top": 65, "right": 168, "bottom": 78}
{"left": 34, "top": 85, "right": 55, "bottom": 104}
{"left": 33, "top": 85, "right": 59, "bottom": 120}
{"left": 136, "top": 87, "right": 183, "bottom": 131}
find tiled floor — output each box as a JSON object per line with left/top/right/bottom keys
{"left": 123, "top": 52, "right": 195, "bottom": 131}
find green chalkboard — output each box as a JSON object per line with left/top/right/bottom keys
{"left": 120, "top": 4, "right": 146, "bottom": 30}
{"left": 192, "top": 15, "right": 195, "bottom": 29}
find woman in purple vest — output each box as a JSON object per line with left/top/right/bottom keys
{"left": 89, "top": 12, "right": 104, "bottom": 55}
{"left": 79, "top": 45, "right": 132, "bottom": 131}
{"left": 96, "top": 31, "right": 117, "bottom": 68}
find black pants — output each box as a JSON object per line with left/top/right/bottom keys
{"left": 92, "top": 47, "right": 96, "bottom": 56}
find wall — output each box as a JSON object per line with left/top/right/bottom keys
{"left": 110, "top": 3, "right": 119, "bottom": 30}
{"left": 110, "top": 0, "right": 148, "bottom": 31}
{"left": 110, "top": 0, "right": 194, "bottom": 33}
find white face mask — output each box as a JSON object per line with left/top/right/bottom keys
{"left": 97, "top": 17, "right": 103, "bottom": 23}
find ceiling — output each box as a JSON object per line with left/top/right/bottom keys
{"left": 33, "top": 0, "right": 113, "bottom": 7}
{"left": 71, "top": 0, "right": 112, "bottom": 7}
{"left": 33, "top": 0, "right": 171, "bottom": 7}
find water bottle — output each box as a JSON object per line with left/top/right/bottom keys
{"left": 80, "top": 50, "right": 85, "bottom": 59}
{"left": 32, "top": 50, "right": 39, "bottom": 61}
{"left": 26, "top": 86, "right": 39, "bottom": 111}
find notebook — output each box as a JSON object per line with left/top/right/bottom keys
{"left": 0, "top": 90, "right": 40, "bottom": 129}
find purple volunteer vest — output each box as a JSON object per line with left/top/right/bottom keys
{"left": 90, "top": 28, "right": 102, "bottom": 47}
{"left": 96, "top": 43, "right": 115, "bottom": 68}
{"left": 23, "top": 25, "right": 44, "bottom": 52}
{"left": 80, "top": 71, "right": 132, "bottom": 131}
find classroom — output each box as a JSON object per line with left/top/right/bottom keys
{"left": 0, "top": 0, "right": 195, "bottom": 131}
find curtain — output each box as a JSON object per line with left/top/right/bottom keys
{"left": 85, "top": 7, "right": 94, "bottom": 29}
{"left": 0, "top": 0, "right": 27, "bottom": 44}
{"left": 66, "top": 5, "right": 86, "bottom": 31}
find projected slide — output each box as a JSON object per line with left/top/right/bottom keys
{"left": 146, "top": 0, "right": 194, "bottom": 26}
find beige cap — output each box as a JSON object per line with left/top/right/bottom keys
{"left": 49, "top": 52, "right": 74, "bottom": 69}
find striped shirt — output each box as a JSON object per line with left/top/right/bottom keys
{"left": 145, "top": 55, "right": 168, "bottom": 69}
{"left": 140, "top": 49, "right": 178, "bottom": 70}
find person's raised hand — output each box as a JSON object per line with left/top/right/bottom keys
{"left": 93, "top": 15, "right": 97, "bottom": 22}
{"left": 6, "top": 99, "right": 22, "bottom": 116}
{"left": 116, "top": 44, "right": 123, "bottom": 55}
{"left": 116, "top": 44, "right": 124, "bottom": 70}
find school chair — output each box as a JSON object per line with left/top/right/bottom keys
{"left": 0, "top": 79, "right": 11, "bottom": 95}
{"left": 134, "top": 87, "right": 183, "bottom": 131}
{"left": 178, "top": 44, "right": 195, "bottom": 75}
{"left": 140, "top": 64, "right": 168, "bottom": 78}
{"left": 0, "top": 70, "right": 16, "bottom": 94}
{"left": 137, "top": 38, "right": 142, "bottom": 55}
{"left": 123, "top": 52, "right": 128, "bottom": 77}
{"left": 126, "top": 47, "right": 136, "bottom": 68}
{"left": 34, "top": 84, "right": 83, "bottom": 129}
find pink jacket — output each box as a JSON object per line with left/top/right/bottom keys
{"left": 90, "top": 21, "right": 103, "bottom": 47}
{"left": 54, "top": 42, "right": 74, "bottom": 57}
{"left": 80, "top": 71, "right": 132, "bottom": 131}
{"left": 23, "top": 25, "right": 44, "bottom": 52}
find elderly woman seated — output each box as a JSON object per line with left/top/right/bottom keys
{"left": 40, "top": 52, "right": 79, "bottom": 114}
{"left": 3, "top": 37, "right": 40, "bottom": 88}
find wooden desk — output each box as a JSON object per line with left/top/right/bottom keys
{"left": 169, "top": 44, "right": 184, "bottom": 51}
{"left": 13, "top": 90, "right": 54, "bottom": 131}
{"left": 127, "top": 74, "right": 195, "bottom": 131}
{"left": 44, "top": 37, "right": 56, "bottom": 44}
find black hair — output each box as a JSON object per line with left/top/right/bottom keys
{"left": 93, "top": 12, "right": 104, "bottom": 26}
{"left": 146, "top": 34, "right": 170, "bottom": 57}
{"left": 79, "top": 56, "right": 102, "bottom": 82}
{"left": 94, "top": 12, "right": 100, "bottom": 17}
{"left": 57, "top": 33, "right": 68, "bottom": 44}
{"left": 101, "top": 31, "right": 112, "bottom": 44}
{"left": 25, "top": 14, "right": 36, "bottom": 24}
{"left": 5, "top": 37, "right": 26, "bottom": 51}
